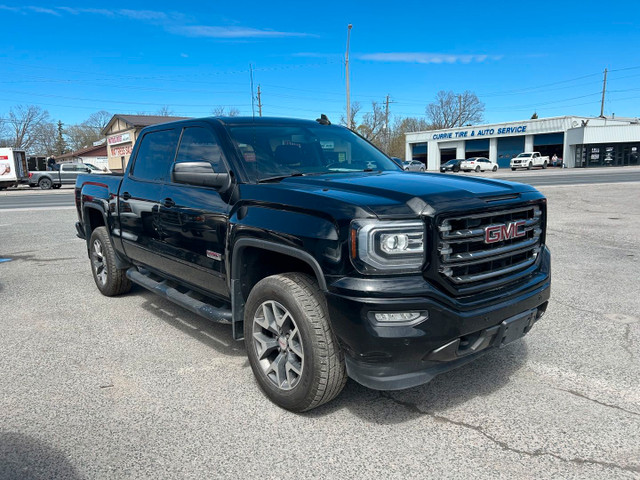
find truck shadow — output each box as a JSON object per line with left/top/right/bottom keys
{"left": 135, "top": 286, "right": 245, "bottom": 358}
{"left": 306, "top": 342, "right": 530, "bottom": 423}
{"left": 0, "top": 431, "right": 81, "bottom": 480}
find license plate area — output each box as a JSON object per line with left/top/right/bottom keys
{"left": 499, "top": 310, "right": 536, "bottom": 347}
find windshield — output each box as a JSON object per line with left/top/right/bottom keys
{"left": 517, "top": 153, "right": 532, "bottom": 158}
{"left": 227, "top": 124, "right": 402, "bottom": 182}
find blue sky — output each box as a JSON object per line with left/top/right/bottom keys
{"left": 1, "top": 1, "right": 639, "bottom": 127}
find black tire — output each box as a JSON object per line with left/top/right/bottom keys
{"left": 542, "top": 161, "right": 548, "bottom": 169}
{"left": 38, "top": 177, "right": 52, "bottom": 190}
{"left": 52, "top": 184, "right": 62, "bottom": 189}
{"left": 420, "top": 166, "right": 425, "bottom": 172}
{"left": 453, "top": 166, "right": 460, "bottom": 173}
{"left": 511, "top": 167, "right": 516, "bottom": 171}
{"left": 89, "top": 226, "right": 131, "bottom": 296}
{"left": 492, "top": 166, "right": 498, "bottom": 172}
{"left": 527, "top": 162, "right": 532, "bottom": 170}
{"left": 244, "top": 273, "right": 347, "bottom": 412}
{"left": 475, "top": 165, "right": 481, "bottom": 172}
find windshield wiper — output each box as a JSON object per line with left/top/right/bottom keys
{"left": 258, "top": 173, "right": 305, "bottom": 183}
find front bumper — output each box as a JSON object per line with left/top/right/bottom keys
{"left": 325, "top": 246, "right": 551, "bottom": 390}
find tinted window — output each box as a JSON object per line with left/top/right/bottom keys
{"left": 132, "top": 129, "right": 179, "bottom": 182}
{"left": 175, "top": 127, "right": 227, "bottom": 174}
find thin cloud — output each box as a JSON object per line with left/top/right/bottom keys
{"left": 359, "top": 52, "right": 502, "bottom": 64}
{"left": 2, "top": 5, "right": 309, "bottom": 39}
{"left": 173, "top": 25, "right": 311, "bottom": 39}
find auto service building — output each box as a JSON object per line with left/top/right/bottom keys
{"left": 405, "top": 116, "right": 640, "bottom": 170}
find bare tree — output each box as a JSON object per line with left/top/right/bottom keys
{"left": 156, "top": 106, "right": 175, "bottom": 116}
{"left": 30, "top": 121, "right": 57, "bottom": 155}
{"left": 339, "top": 101, "right": 361, "bottom": 130}
{"left": 84, "top": 110, "right": 112, "bottom": 133}
{"left": 211, "top": 106, "right": 240, "bottom": 117}
{"left": 426, "top": 91, "right": 484, "bottom": 129}
{"left": 387, "top": 117, "right": 432, "bottom": 158}
{"left": 355, "top": 101, "right": 386, "bottom": 147}
{"left": 6, "top": 105, "right": 51, "bottom": 151}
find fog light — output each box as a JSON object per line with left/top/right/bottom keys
{"left": 372, "top": 311, "right": 427, "bottom": 326}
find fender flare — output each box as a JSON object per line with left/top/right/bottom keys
{"left": 83, "top": 204, "right": 129, "bottom": 270}
{"left": 229, "top": 238, "right": 327, "bottom": 340}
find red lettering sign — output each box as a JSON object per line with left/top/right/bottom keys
{"left": 484, "top": 220, "right": 526, "bottom": 244}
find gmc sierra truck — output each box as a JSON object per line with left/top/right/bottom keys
{"left": 75, "top": 116, "right": 551, "bottom": 412}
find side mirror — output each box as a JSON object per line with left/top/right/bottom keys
{"left": 173, "top": 162, "right": 231, "bottom": 189}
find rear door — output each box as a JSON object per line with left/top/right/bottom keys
{"left": 118, "top": 127, "right": 180, "bottom": 273}
{"left": 156, "top": 124, "right": 231, "bottom": 298}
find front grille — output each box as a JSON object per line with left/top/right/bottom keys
{"left": 437, "top": 205, "right": 543, "bottom": 287}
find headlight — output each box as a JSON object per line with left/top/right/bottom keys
{"left": 350, "top": 220, "right": 425, "bottom": 273}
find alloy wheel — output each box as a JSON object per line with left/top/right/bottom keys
{"left": 91, "top": 239, "right": 108, "bottom": 286}
{"left": 252, "top": 300, "right": 304, "bottom": 391}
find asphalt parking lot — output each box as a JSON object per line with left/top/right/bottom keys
{"left": 0, "top": 181, "right": 639, "bottom": 479}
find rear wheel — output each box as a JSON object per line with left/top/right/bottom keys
{"left": 475, "top": 165, "right": 481, "bottom": 172}
{"left": 89, "top": 226, "right": 131, "bottom": 296}
{"left": 542, "top": 161, "right": 548, "bottom": 169}
{"left": 244, "top": 273, "right": 347, "bottom": 412}
{"left": 38, "top": 177, "right": 52, "bottom": 190}
{"left": 492, "top": 165, "right": 498, "bottom": 172}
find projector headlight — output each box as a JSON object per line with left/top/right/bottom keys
{"left": 350, "top": 220, "right": 425, "bottom": 273}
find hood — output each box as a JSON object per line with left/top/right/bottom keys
{"left": 254, "top": 171, "right": 540, "bottom": 219}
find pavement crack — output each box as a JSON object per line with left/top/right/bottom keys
{"left": 380, "top": 392, "right": 640, "bottom": 474}
{"left": 553, "top": 387, "right": 640, "bottom": 417}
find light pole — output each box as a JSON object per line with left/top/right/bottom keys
{"left": 345, "top": 24, "right": 353, "bottom": 130}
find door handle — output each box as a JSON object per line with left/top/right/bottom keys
{"left": 121, "top": 191, "right": 131, "bottom": 200}
{"left": 163, "top": 198, "right": 175, "bottom": 208}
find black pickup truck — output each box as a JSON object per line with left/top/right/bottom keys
{"left": 75, "top": 116, "right": 551, "bottom": 412}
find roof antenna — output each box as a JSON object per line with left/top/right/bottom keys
{"left": 316, "top": 114, "right": 331, "bottom": 125}
{"left": 250, "top": 63, "right": 256, "bottom": 118}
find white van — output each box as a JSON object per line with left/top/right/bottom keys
{"left": 0, "top": 148, "right": 29, "bottom": 190}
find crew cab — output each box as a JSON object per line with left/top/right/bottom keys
{"left": 75, "top": 116, "right": 551, "bottom": 412}
{"left": 510, "top": 152, "right": 549, "bottom": 171}
{"left": 30, "top": 162, "right": 107, "bottom": 189}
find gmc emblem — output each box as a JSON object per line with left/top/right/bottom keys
{"left": 484, "top": 220, "right": 526, "bottom": 244}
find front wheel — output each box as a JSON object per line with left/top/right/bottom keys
{"left": 38, "top": 178, "right": 52, "bottom": 190}
{"left": 492, "top": 166, "right": 498, "bottom": 172}
{"left": 52, "top": 184, "right": 62, "bottom": 189}
{"left": 244, "top": 273, "right": 347, "bottom": 412}
{"left": 527, "top": 162, "right": 532, "bottom": 170}
{"left": 420, "top": 166, "right": 425, "bottom": 172}
{"left": 475, "top": 165, "right": 481, "bottom": 172}
{"left": 511, "top": 167, "right": 516, "bottom": 171}
{"left": 89, "top": 226, "right": 131, "bottom": 296}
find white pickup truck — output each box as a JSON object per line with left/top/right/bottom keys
{"left": 510, "top": 152, "right": 549, "bottom": 171}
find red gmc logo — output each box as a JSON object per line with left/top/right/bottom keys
{"left": 484, "top": 220, "right": 526, "bottom": 244}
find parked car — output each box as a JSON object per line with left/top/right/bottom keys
{"left": 83, "top": 162, "right": 111, "bottom": 173}
{"left": 440, "top": 159, "right": 464, "bottom": 173}
{"left": 29, "top": 162, "right": 108, "bottom": 189}
{"left": 460, "top": 157, "right": 499, "bottom": 172}
{"left": 402, "top": 160, "right": 426, "bottom": 172}
{"left": 510, "top": 152, "right": 549, "bottom": 171}
{"left": 75, "top": 116, "right": 550, "bottom": 412}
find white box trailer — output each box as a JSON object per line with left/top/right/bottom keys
{"left": 0, "top": 148, "right": 29, "bottom": 189}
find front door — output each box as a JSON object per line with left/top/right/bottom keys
{"left": 156, "top": 124, "right": 230, "bottom": 299}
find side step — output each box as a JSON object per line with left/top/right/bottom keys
{"left": 126, "top": 268, "right": 232, "bottom": 324}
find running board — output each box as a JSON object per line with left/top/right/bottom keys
{"left": 126, "top": 268, "right": 232, "bottom": 324}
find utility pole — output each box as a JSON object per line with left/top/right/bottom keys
{"left": 600, "top": 68, "right": 608, "bottom": 118}
{"left": 458, "top": 94, "right": 462, "bottom": 127}
{"left": 385, "top": 94, "right": 393, "bottom": 154}
{"left": 249, "top": 63, "right": 255, "bottom": 117}
{"left": 257, "top": 85, "right": 263, "bottom": 117}
{"left": 345, "top": 24, "right": 353, "bottom": 129}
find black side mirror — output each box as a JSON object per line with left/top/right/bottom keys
{"left": 173, "top": 162, "right": 231, "bottom": 189}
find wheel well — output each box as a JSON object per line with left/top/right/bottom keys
{"left": 237, "top": 246, "right": 317, "bottom": 301}
{"left": 85, "top": 208, "right": 105, "bottom": 238}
